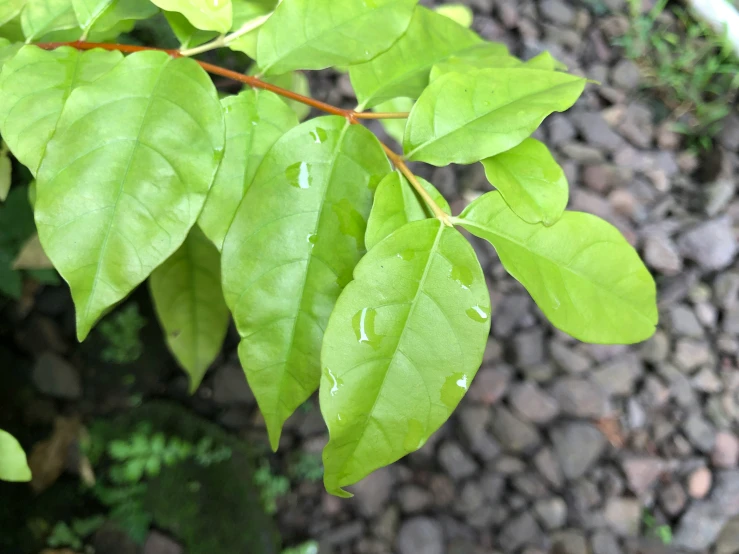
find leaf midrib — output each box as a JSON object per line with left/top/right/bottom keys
{"left": 460, "top": 217, "right": 653, "bottom": 325}
{"left": 334, "top": 220, "right": 444, "bottom": 487}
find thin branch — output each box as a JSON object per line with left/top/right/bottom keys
{"left": 33, "top": 41, "right": 451, "bottom": 223}
{"left": 179, "top": 12, "right": 273, "bottom": 57}
{"left": 354, "top": 112, "right": 409, "bottom": 120}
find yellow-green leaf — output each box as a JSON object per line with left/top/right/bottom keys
{"left": 150, "top": 0, "right": 232, "bottom": 33}
{"left": 0, "top": 429, "right": 31, "bottom": 482}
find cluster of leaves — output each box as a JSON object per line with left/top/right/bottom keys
{"left": 642, "top": 509, "right": 673, "bottom": 545}
{"left": 98, "top": 302, "right": 147, "bottom": 364}
{"left": 0, "top": 0, "right": 658, "bottom": 495}
{"left": 617, "top": 0, "right": 739, "bottom": 148}
{"left": 254, "top": 461, "right": 290, "bottom": 514}
{"left": 45, "top": 515, "right": 106, "bottom": 550}
{"left": 88, "top": 423, "right": 232, "bottom": 541}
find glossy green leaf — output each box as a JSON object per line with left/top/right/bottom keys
{"left": 150, "top": 0, "right": 232, "bottom": 33}
{"left": 164, "top": 10, "right": 217, "bottom": 49}
{"left": 457, "top": 191, "right": 658, "bottom": 344}
{"left": 0, "top": 429, "right": 31, "bottom": 482}
{"left": 0, "top": 0, "right": 25, "bottom": 28}
{"left": 257, "top": 70, "right": 311, "bottom": 121}
{"left": 78, "top": 0, "right": 158, "bottom": 34}
{"left": 0, "top": 17, "right": 25, "bottom": 42}
{"left": 221, "top": 116, "right": 391, "bottom": 450}
{"left": 35, "top": 51, "right": 225, "bottom": 341}
{"left": 0, "top": 45, "right": 123, "bottom": 175}
{"left": 349, "top": 6, "right": 482, "bottom": 109}
{"left": 150, "top": 226, "right": 230, "bottom": 393}
{"left": 72, "top": 0, "right": 113, "bottom": 30}
{"left": 227, "top": 0, "right": 277, "bottom": 58}
{"left": 257, "top": 0, "right": 418, "bottom": 75}
{"left": 0, "top": 143, "right": 10, "bottom": 201}
{"left": 524, "top": 51, "right": 567, "bottom": 71}
{"left": 481, "top": 138, "right": 568, "bottom": 226}
{"left": 373, "top": 97, "right": 412, "bottom": 145}
{"left": 199, "top": 89, "right": 297, "bottom": 249}
{"left": 21, "top": 0, "right": 79, "bottom": 41}
{"left": 404, "top": 68, "right": 586, "bottom": 166}
{"left": 429, "top": 44, "right": 523, "bottom": 81}
{"left": 321, "top": 219, "right": 490, "bottom": 496}
{"left": 365, "top": 171, "right": 450, "bottom": 251}
{"left": 435, "top": 3, "right": 473, "bottom": 28}
{"left": 0, "top": 38, "right": 22, "bottom": 69}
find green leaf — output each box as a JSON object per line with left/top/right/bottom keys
{"left": 0, "top": 144, "right": 10, "bottom": 202}
{"left": 257, "top": 0, "right": 418, "bottom": 75}
{"left": 82, "top": 0, "right": 158, "bottom": 34}
{"left": 0, "top": 0, "right": 25, "bottom": 28}
{"left": 227, "top": 0, "right": 277, "bottom": 58}
{"left": 221, "top": 116, "right": 390, "bottom": 450}
{"left": 34, "top": 51, "right": 225, "bottom": 341}
{"left": 72, "top": 0, "right": 114, "bottom": 30}
{"left": 373, "top": 97, "right": 412, "bottom": 145}
{"left": 164, "top": 10, "right": 217, "bottom": 49}
{"left": 256, "top": 70, "right": 311, "bottom": 121}
{"left": 150, "top": 0, "right": 232, "bottom": 33}
{"left": 0, "top": 45, "right": 124, "bottom": 175}
{"left": 21, "top": 0, "right": 79, "bottom": 41}
{"left": 429, "top": 44, "right": 523, "bottom": 81}
{"left": 321, "top": 219, "right": 490, "bottom": 496}
{"left": 524, "top": 51, "right": 567, "bottom": 71}
{"left": 404, "top": 68, "right": 586, "bottom": 166}
{"left": 199, "top": 89, "right": 297, "bottom": 249}
{"left": 150, "top": 226, "right": 230, "bottom": 393}
{"left": 0, "top": 38, "right": 22, "bottom": 70}
{"left": 457, "top": 191, "right": 658, "bottom": 344}
{"left": 0, "top": 429, "right": 31, "bottom": 482}
{"left": 0, "top": 17, "right": 25, "bottom": 43}
{"left": 349, "top": 6, "right": 482, "bottom": 109}
{"left": 481, "top": 138, "right": 568, "bottom": 226}
{"left": 434, "top": 3, "right": 473, "bottom": 28}
{"left": 365, "top": 171, "right": 450, "bottom": 251}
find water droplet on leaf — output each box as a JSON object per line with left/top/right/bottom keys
{"left": 325, "top": 367, "right": 343, "bottom": 397}
{"left": 352, "top": 307, "right": 383, "bottom": 349}
{"left": 332, "top": 198, "right": 366, "bottom": 250}
{"left": 466, "top": 305, "right": 488, "bottom": 323}
{"left": 286, "top": 162, "right": 312, "bottom": 189}
{"left": 441, "top": 373, "right": 469, "bottom": 408}
{"left": 310, "top": 127, "right": 328, "bottom": 144}
{"left": 403, "top": 419, "right": 426, "bottom": 452}
{"left": 450, "top": 265, "right": 474, "bottom": 290}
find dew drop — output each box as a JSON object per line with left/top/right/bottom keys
{"left": 466, "top": 305, "right": 489, "bottom": 323}
{"left": 332, "top": 198, "right": 366, "bottom": 250}
{"left": 456, "top": 374, "right": 468, "bottom": 390}
{"left": 403, "top": 419, "right": 425, "bottom": 452}
{"left": 310, "top": 127, "right": 328, "bottom": 144}
{"left": 552, "top": 295, "right": 561, "bottom": 310}
{"left": 307, "top": 233, "right": 317, "bottom": 246}
{"left": 326, "top": 368, "right": 343, "bottom": 397}
{"left": 397, "top": 249, "right": 416, "bottom": 261}
{"left": 450, "top": 265, "right": 474, "bottom": 290}
{"left": 352, "top": 307, "right": 383, "bottom": 349}
{"left": 441, "top": 373, "right": 469, "bottom": 408}
{"left": 286, "top": 161, "right": 312, "bottom": 189}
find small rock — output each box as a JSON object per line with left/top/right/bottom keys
{"left": 498, "top": 512, "right": 545, "bottom": 551}
{"left": 719, "top": 114, "right": 739, "bottom": 151}
{"left": 550, "top": 378, "right": 610, "bottom": 418}
{"left": 322, "top": 521, "right": 365, "bottom": 546}
{"left": 211, "top": 363, "right": 254, "bottom": 405}
{"left": 604, "top": 497, "right": 641, "bottom": 536}
{"left": 549, "top": 114, "right": 576, "bottom": 146}
{"left": 509, "top": 383, "right": 560, "bottom": 424}
{"left": 551, "top": 422, "right": 607, "bottom": 480}
{"left": 438, "top": 441, "right": 478, "bottom": 481}
{"left": 622, "top": 457, "right": 664, "bottom": 495}
{"left": 591, "top": 531, "right": 621, "bottom": 554}
{"left": 712, "top": 470, "right": 739, "bottom": 516}
{"left": 678, "top": 217, "right": 738, "bottom": 270}
{"left": 640, "top": 330, "right": 670, "bottom": 363}
{"left": 561, "top": 142, "right": 606, "bottom": 163}
{"left": 571, "top": 112, "right": 623, "bottom": 150}
{"left": 658, "top": 482, "right": 687, "bottom": 517}
{"left": 551, "top": 530, "right": 589, "bottom": 554}
{"left": 458, "top": 405, "right": 490, "bottom": 445}
{"left": 534, "top": 447, "right": 564, "bottom": 489}
{"left": 691, "top": 367, "right": 723, "bottom": 393}
{"left": 683, "top": 412, "right": 717, "bottom": 453}
{"left": 539, "top": 0, "right": 576, "bottom": 25}
{"left": 513, "top": 328, "right": 546, "bottom": 367}
{"left": 534, "top": 497, "right": 567, "bottom": 530}
{"left": 550, "top": 341, "right": 592, "bottom": 373}
{"left": 674, "top": 338, "right": 713, "bottom": 372}
{"left": 398, "top": 485, "right": 433, "bottom": 514}
{"left": 673, "top": 501, "right": 726, "bottom": 550}
{"left": 32, "top": 352, "right": 82, "bottom": 400}
{"left": 351, "top": 467, "right": 393, "bottom": 517}
{"left": 669, "top": 304, "right": 704, "bottom": 337}
{"left": 143, "top": 532, "right": 183, "bottom": 554}
{"left": 467, "top": 364, "right": 512, "bottom": 405}
{"left": 611, "top": 59, "right": 641, "bottom": 89}
{"left": 591, "top": 353, "right": 643, "bottom": 396}
{"left": 582, "top": 164, "right": 628, "bottom": 194}
{"left": 454, "top": 481, "right": 484, "bottom": 515}
{"left": 644, "top": 235, "right": 683, "bottom": 276}
{"left": 688, "top": 467, "right": 712, "bottom": 499}
{"left": 713, "top": 432, "right": 739, "bottom": 468}
{"left": 481, "top": 472, "right": 505, "bottom": 503}
{"left": 716, "top": 515, "right": 739, "bottom": 554}
{"left": 489, "top": 406, "right": 541, "bottom": 452}
{"left": 492, "top": 294, "right": 532, "bottom": 337}
{"left": 396, "top": 517, "right": 444, "bottom": 554}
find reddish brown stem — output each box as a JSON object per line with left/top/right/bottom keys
{"left": 34, "top": 41, "right": 449, "bottom": 222}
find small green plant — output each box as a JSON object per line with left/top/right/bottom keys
{"left": 46, "top": 516, "right": 106, "bottom": 550}
{"left": 282, "top": 541, "right": 319, "bottom": 554}
{"left": 617, "top": 0, "right": 739, "bottom": 148}
{"left": 254, "top": 461, "right": 290, "bottom": 515}
{"left": 99, "top": 303, "right": 147, "bottom": 364}
{"left": 643, "top": 509, "right": 673, "bottom": 546}
{"left": 1, "top": 0, "right": 659, "bottom": 497}
{"left": 289, "top": 452, "right": 324, "bottom": 483}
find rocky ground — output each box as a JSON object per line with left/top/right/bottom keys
{"left": 263, "top": 0, "right": 739, "bottom": 552}
{"left": 5, "top": 0, "right": 739, "bottom": 553}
